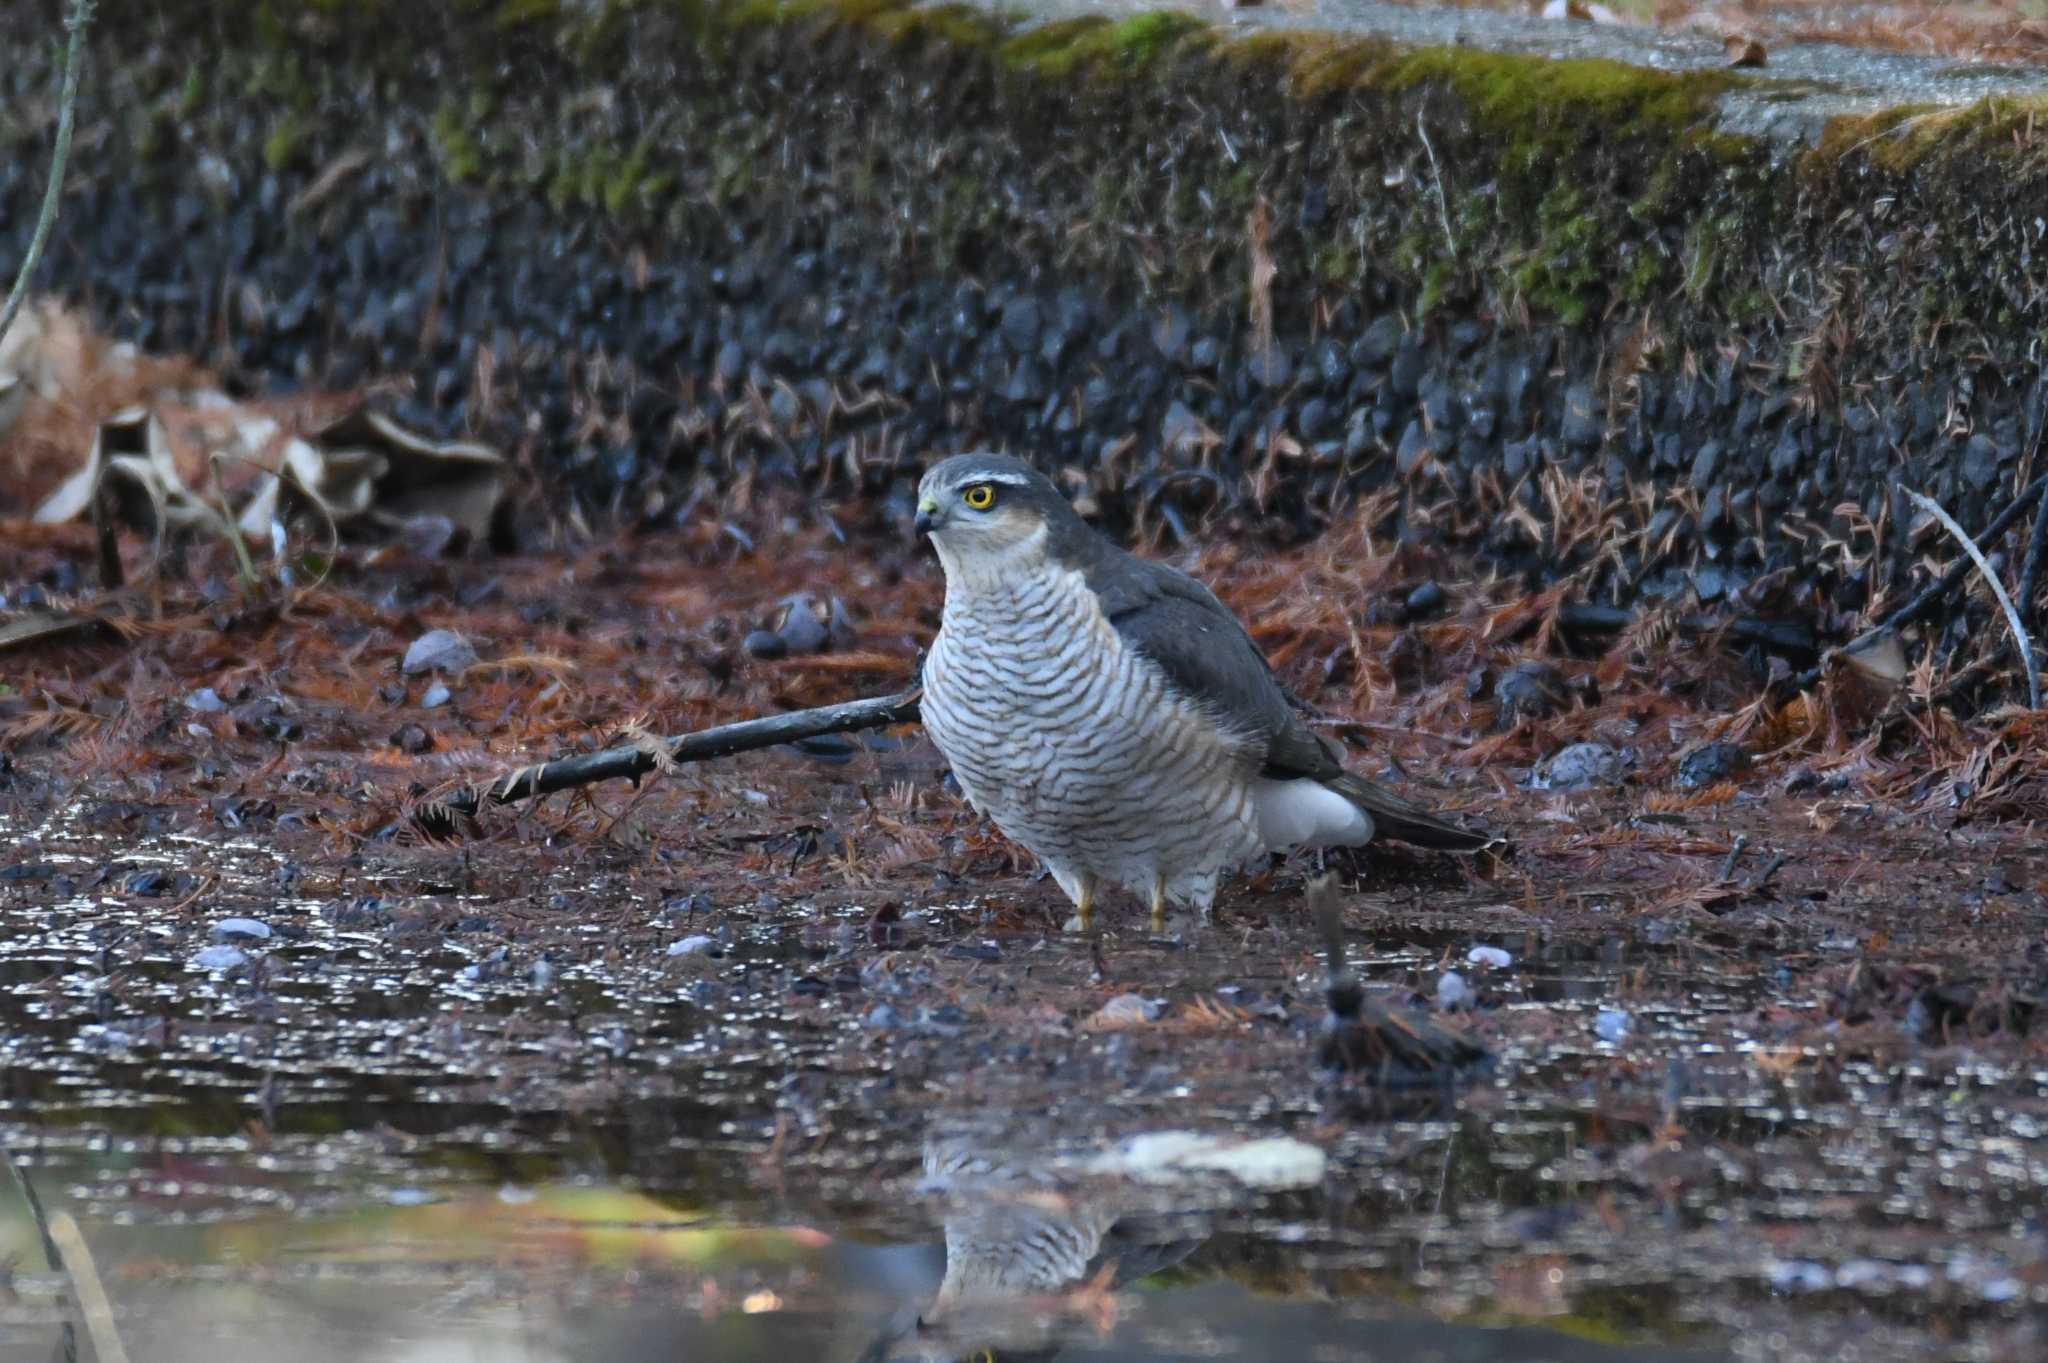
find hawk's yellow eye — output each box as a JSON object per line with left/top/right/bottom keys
{"left": 962, "top": 483, "right": 996, "bottom": 510}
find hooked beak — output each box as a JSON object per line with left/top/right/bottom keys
{"left": 913, "top": 496, "right": 942, "bottom": 536}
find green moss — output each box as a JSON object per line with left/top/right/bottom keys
{"left": 1505, "top": 184, "right": 1602, "bottom": 324}
{"left": 1287, "top": 36, "right": 1390, "bottom": 101}
{"left": 431, "top": 99, "right": 490, "bottom": 184}
{"left": 177, "top": 66, "right": 205, "bottom": 118}
{"left": 1623, "top": 246, "right": 1667, "bottom": 304}
{"left": 866, "top": 2, "right": 1001, "bottom": 51}
{"left": 997, "top": 15, "right": 1111, "bottom": 75}
{"left": 1383, "top": 48, "right": 1742, "bottom": 143}
{"left": 999, "top": 10, "right": 1203, "bottom": 80}
{"left": 494, "top": 0, "right": 560, "bottom": 27}
{"left": 262, "top": 110, "right": 310, "bottom": 172}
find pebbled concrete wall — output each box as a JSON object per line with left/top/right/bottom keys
{"left": 3, "top": 0, "right": 2046, "bottom": 644}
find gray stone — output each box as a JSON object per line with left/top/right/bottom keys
{"left": 1963, "top": 433, "right": 2002, "bottom": 492}
{"left": 1396, "top": 420, "right": 1432, "bottom": 477}
{"left": 1352, "top": 316, "right": 1403, "bottom": 369}
{"left": 999, "top": 295, "right": 1041, "bottom": 353}
{"left": 403, "top": 628, "right": 477, "bottom": 676}
{"left": 1246, "top": 345, "right": 1292, "bottom": 389}
{"left": 1691, "top": 439, "right": 1725, "bottom": 491}
{"left": 1769, "top": 430, "right": 1804, "bottom": 480}
{"left": 1561, "top": 383, "right": 1603, "bottom": 449}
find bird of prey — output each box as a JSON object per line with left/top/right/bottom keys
{"left": 914, "top": 452, "right": 1487, "bottom": 931}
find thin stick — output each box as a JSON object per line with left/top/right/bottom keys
{"left": 1903, "top": 488, "right": 2039, "bottom": 711}
{"left": 48, "top": 1212, "right": 130, "bottom": 1363}
{"left": 415, "top": 687, "right": 923, "bottom": 828}
{"left": 1718, "top": 834, "right": 1748, "bottom": 882}
{"left": 1, "top": 1147, "right": 76, "bottom": 1363}
{"left": 1416, "top": 109, "right": 1455, "bottom": 257}
{"left": 0, "top": 0, "right": 95, "bottom": 350}
{"left": 2020, "top": 481, "right": 2048, "bottom": 700}
{"left": 1781, "top": 471, "right": 2048, "bottom": 697}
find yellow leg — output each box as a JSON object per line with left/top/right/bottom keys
{"left": 1075, "top": 875, "right": 1096, "bottom": 933}
{"left": 1149, "top": 876, "right": 1167, "bottom": 934}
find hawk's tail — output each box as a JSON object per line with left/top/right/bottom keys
{"left": 1322, "top": 772, "right": 1494, "bottom": 851}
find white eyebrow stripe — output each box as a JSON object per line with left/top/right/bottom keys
{"left": 974, "top": 472, "right": 1035, "bottom": 486}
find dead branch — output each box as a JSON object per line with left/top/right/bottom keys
{"left": 414, "top": 687, "right": 923, "bottom": 833}
{"left": 1904, "top": 488, "right": 2038, "bottom": 710}
{"left": 1554, "top": 605, "right": 1818, "bottom": 658}
{"left": 1779, "top": 471, "right": 2048, "bottom": 700}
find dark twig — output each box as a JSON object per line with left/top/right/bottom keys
{"left": 0, "top": 0, "right": 95, "bottom": 350}
{"left": 1750, "top": 854, "right": 1785, "bottom": 894}
{"left": 2021, "top": 485, "right": 2048, "bottom": 706}
{"left": 1718, "top": 834, "right": 1748, "bottom": 883}
{"left": 1556, "top": 605, "right": 1819, "bottom": 659}
{"left": 415, "top": 687, "right": 922, "bottom": 831}
{"left": 1779, "top": 472, "right": 2048, "bottom": 698}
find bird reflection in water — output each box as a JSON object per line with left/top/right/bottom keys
{"left": 860, "top": 1122, "right": 1326, "bottom": 1363}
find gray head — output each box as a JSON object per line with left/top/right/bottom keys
{"left": 914, "top": 454, "right": 1089, "bottom": 575}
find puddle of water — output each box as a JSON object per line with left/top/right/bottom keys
{"left": 4, "top": 783, "right": 2047, "bottom": 1362}
{"left": 0, "top": 1139, "right": 1729, "bottom": 1363}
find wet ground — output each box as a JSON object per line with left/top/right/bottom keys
{"left": 4, "top": 508, "right": 2048, "bottom": 1362}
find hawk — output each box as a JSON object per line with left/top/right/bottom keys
{"left": 915, "top": 452, "right": 1487, "bottom": 931}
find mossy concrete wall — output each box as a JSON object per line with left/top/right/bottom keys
{"left": 4, "top": 0, "right": 2046, "bottom": 630}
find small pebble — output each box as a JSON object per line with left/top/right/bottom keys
{"left": 1532, "top": 742, "right": 1629, "bottom": 791}
{"left": 390, "top": 721, "right": 433, "bottom": 754}
{"left": 124, "top": 869, "right": 169, "bottom": 896}
{"left": 1436, "top": 970, "right": 1474, "bottom": 1011}
{"left": 1768, "top": 1260, "right": 1832, "bottom": 1294}
{"left": 1834, "top": 1260, "right": 1892, "bottom": 1291}
{"left": 1495, "top": 660, "right": 1570, "bottom": 724}
{"left": 1676, "top": 740, "right": 1751, "bottom": 790}
{"left": 183, "top": 687, "right": 226, "bottom": 713}
{"left": 1089, "top": 994, "right": 1166, "bottom": 1028}
{"left": 773, "top": 594, "right": 831, "bottom": 655}
{"left": 1594, "top": 1007, "right": 1632, "bottom": 1042}
{"left": 1466, "top": 945, "right": 1512, "bottom": 969}
{"left": 191, "top": 944, "right": 249, "bottom": 971}
{"left": 421, "top": 682, "right": 452, "bottom": 708}
{"left": 210, "top": 917, "right": 273, "bottom": 942}
{"left": 402, "top": 628, "right": 478, "bottom": 675}
{"left": 667, "top": 935, "right": 716, "bottom": 957}
{"left": 743, "top": 628, "right": 788, "bottom": 659}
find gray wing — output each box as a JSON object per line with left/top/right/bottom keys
{"left": 1085, "top": 555, "right": 1339, "bottom": 781}
{"left": 1087, "top": 551, "right": 1494, "bottom": 851}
